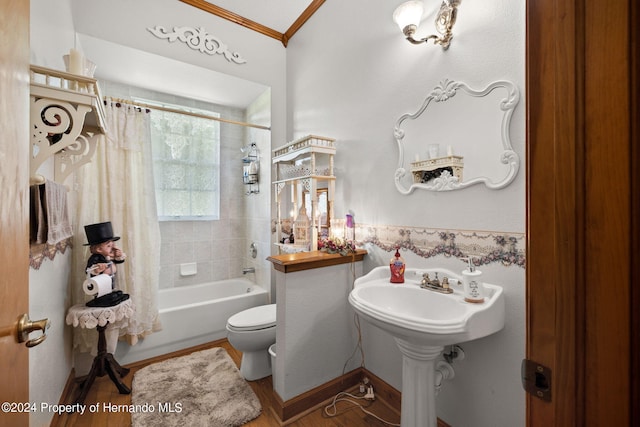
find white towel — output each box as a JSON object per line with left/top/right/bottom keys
{"left": 44, "top": 179, "right": 73, "bottom": 244}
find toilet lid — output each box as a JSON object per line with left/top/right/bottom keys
{"left": 227, "top": 304, "right": 276, "bottom": 331}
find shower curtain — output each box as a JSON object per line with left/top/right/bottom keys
{"left": 71, "top": 100, "right": 162, "bottom": 352}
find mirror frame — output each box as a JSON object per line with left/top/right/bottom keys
{"left": 393, "top": 79, "right": 520, "bottom": 193}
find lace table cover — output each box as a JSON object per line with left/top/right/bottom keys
{"left": 66, "top": 299, "right": 134, "bottom": 330}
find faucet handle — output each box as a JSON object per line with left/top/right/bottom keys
{"left": 421, "top": 272, "right": 430, "bottom": 288}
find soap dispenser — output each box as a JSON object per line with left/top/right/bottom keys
{"left": 462, "top": 257, "right": 484, "bottom": 303}
{"left": 389, "top": 246, "right": 405, "bottom": 283}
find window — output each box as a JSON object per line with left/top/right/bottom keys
{"left": 149, "top": 104, "right": 221, "bottom": 220}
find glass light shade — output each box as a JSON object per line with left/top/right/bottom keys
{"left": 393, "top": 1, "right": 424, "bottom": 31}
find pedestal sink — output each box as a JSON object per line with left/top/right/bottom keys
{"left": 349, "top": 266, "right": 505, "bottom": 427}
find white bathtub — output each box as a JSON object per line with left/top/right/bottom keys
{"left": 114, "top": 278, "right": 269, "bottom": 365}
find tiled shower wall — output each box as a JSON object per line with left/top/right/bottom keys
{"left": 158, "top": 104, "right": 244, "bottom": 289}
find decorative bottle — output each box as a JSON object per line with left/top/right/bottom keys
{"left": 345, "top": 213, "right": 355, "bottom": 241}
{"left": 462, "top": 257, "right": 484, "bottom": 303}
{"left": 389, "top": 247, "right": 405, "bottom": 283}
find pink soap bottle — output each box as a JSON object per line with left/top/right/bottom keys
{"left": 389, "top": 247, "right": 405, "bottom": 283}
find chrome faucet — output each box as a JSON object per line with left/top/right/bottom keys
{"left": 242, "top": 267, "right": 255, "bottom": 275}
{"left": 421, "top": 272, "right": 453, "bottom": 294}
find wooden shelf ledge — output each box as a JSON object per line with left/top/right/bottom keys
{"left": 267, "top": 249, "right": 367, "bottom": 273}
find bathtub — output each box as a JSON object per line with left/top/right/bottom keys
{"left": 114, "top": 278, "right": 269, "bottom": 365}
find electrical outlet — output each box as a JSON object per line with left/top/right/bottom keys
{"left": 365, "top": 385, "right": 375, "bottom": 400}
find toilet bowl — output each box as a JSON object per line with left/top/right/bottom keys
{"left": 226, "top": 303, "right": 276, "bottom": 381}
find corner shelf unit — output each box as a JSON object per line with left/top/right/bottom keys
{"left": 273, "top": 135, "right": 336, "bottom": 253}
{"left": 29, "top": 65, "right": 106, "bottom": 185}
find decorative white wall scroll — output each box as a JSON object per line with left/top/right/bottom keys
{"left": 147, "top": 25, "right": 247, "bottom": 64}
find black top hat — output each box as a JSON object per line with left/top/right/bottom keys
{"left": 84, "top": 222, "right": 121, "bottom": 246}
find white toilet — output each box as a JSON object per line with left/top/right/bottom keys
{"left": 226, "top": 303, "right": 276, "bottom": 381}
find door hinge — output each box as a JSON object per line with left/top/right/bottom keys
{"left": 521, "top": 359, "right": 551, "bottom": 402}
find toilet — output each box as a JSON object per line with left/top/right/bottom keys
{"left": 226, "top": 303, "right": 276, "bottom": 381}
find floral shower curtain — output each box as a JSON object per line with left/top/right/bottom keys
{"left": 71, "top": 99, "right": 162, "bottom": 352}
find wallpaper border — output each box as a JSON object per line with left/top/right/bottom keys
{"left": 341, "top": 221, "right": 525, "bottom": 268}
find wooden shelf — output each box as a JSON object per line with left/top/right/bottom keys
{"left": 30, "top": 65, "right": 106, "bottom": 133}
{"left": 267, "top": 249, "right": 367, "bottom": 273}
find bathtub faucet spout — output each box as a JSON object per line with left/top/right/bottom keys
{"left": 242, "top": 267, "right": 255, "bottom": 275}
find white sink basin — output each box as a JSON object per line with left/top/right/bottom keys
{"left": 349, "top": 266, "right": 506, "bottom": 427}
{"left": 349, "top": 266, "right": 505, "bottom": 346}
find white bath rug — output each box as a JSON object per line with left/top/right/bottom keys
{"left": 131, "top": 347, "right": 262, "bottom": 427}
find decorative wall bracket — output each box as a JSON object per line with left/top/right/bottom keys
{"left": 393, "top": 79, "right": 520, "bottom": 193}
{"left": 29, "top": 66, "right": 106, "bottom": 186}
{"left": 30, "top": 98, "right": 99, "bottom": 184}
{"left": 147, "top": 25, "right": 247, "bottom": 64}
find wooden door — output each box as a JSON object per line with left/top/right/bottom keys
{"left": 527, "top": 0, "right": 637, "bottom": 425}
{"left": 0, "top": 1, "right": 31, "bottom": 426}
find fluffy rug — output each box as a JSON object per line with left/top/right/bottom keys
{"left": 131, "top": 347, "right": 262, "bottom": 427}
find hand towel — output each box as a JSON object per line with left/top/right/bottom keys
{"left": 44, "top": 179, "right": 73, "bottom": 244}
{"left": 30, "top": 184, "right": 47, "bottom": 244}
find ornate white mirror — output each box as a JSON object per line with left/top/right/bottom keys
{"left": 393, "top": 79, "right": 520, "bottom": 193}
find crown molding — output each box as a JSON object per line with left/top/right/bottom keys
{"left": 283, "top": 0, "right": 325, "bottom": 47}
{"left": 179, "top": 0, "right": 325, "bottom": 47}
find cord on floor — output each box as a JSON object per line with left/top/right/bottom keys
{"left": 323, "top": 389, "right": 401, "bottom": 426}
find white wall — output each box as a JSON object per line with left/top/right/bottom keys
{"left": 274, "top": 260, "right": 365, "bottom": 401}
{"left": 29, "top": 253, "right": 74, "bottom": 427}
{"left": 285, "top": 1, "right": 526, "bottom": 426}
{"left": 245, "top": 90, "right": 274, "bottom": 294}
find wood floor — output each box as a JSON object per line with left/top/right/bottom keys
{"left": 53, "top": 339, "right": 400, "bottom": 427}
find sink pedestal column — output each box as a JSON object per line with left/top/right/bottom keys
{"left": 395, "top": 339, "right": 445, "bottom": 427}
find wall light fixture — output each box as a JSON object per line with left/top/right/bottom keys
{"left": 392, "top": 0, "right": 459, "bottom": 50}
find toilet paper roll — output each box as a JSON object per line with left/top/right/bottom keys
{"left": 83, "top": 274, "right": 112, "bottom": 297}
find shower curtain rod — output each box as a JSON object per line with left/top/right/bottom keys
{"left": 105, "top": 97, "right": 271, "bottom": 131}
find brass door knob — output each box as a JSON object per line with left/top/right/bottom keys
{"left": 16, "top": 313, "right": 50, "bottom": 348}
